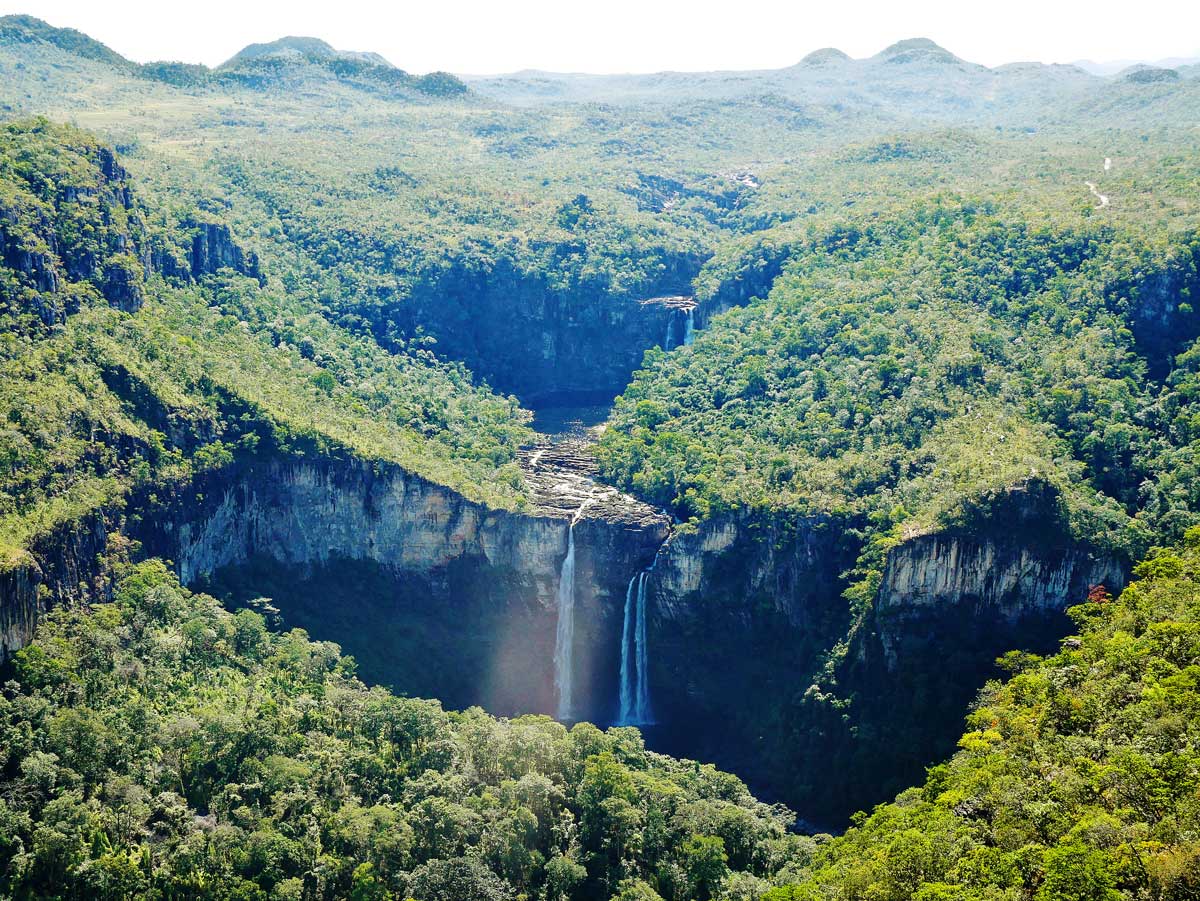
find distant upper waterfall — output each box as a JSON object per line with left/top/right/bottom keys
{"left": 553, "top": 521, "right": 578, "bottom": 720}
{"left": 683, "top": 308, "right": 695, "bottom": 346}
{"left": 617, "top": 569, "right": 654, "bottom": 725}
{"left": 663, "top": 312, "right": 675, "bottom": 351}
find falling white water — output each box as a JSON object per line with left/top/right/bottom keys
{"left": 618, "top": 574, "right": 637, "bottom": 722}
{"left": 683, "top": 308, "right": 695, "bottom": 346}
{"left": 555, "top": 497, "right": 600, "bottom": 720}
{"left": 663, "top": 311, "right": 675, "bottom": 351}
{"left": 617, "top": 570, "right": 654, "bottom": 725}
{"left": 634, "top": 571, "right": 651, "bottom": 722}
{"left": 1104, "top": 157, "right": 1112, "bottom": 172}
{"left": 554, "top": 522, "right": 578, "bottom": 720}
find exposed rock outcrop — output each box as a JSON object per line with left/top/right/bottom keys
{"left": 0, "top": 510, "right": 112, "bottom": 658}
{"left": 102, "top": 258, "right": 144, "bottom": 312}
{"left": 693, "top": 238, "right": 794, "bottom": 330}
{"left": 1, "top": 449, "right": 669, "bottom": 726}
{"left": 642, "top": 482, "right": 1127, "bottom": 825}
{"left": 1125, "top": 260, "right": 1200, "bottom": 378}
{"left": 876, "top": 531, "right": 1123, "bottom": 668}
{"left": 0, "top": 133, "right": 264, "bottom": 332}
{"left": 380, "top": 253, "right": 703, "bottom": 405}
{"left": 189, "top": 220, "right": 261, "bottom": 280}
{"left": 135, "top": 455, "right": 668, "bottom": 722}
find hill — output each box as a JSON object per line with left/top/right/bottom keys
{"left": 220, "top": 35, "right": 393, "bottom": 68}
{"left": 0, "top": 13, "right": 133, "bottom": 69}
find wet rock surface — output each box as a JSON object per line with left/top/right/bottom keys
{"left": 518, "top": 414, "right": 666, "bottom": 530}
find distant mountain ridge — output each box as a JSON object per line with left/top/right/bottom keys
{"left": 0, "top": 15, "right": 465, "bottom": 97}
{"left": 2, "top": 14, "right": 1193, "bottom": 85}
{"left": 1072, "top": 52, "right": 1200, "bottom": 75}
{"left": 0, "top": 13, "right": 134, "bottom": 69}
{"left": 1, "top": 14, "right": 1197, "bottom": 116}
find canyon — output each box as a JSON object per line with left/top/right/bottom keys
{"left": 0, "top": 357, "right": 1125, "bottom": 826}
{"left": 0, "top": 195, "right": 1143, "bottom": 823}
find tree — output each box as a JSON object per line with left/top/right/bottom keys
{"left": 349, "top": 862, "right": 392, "bottom": 901}
{"left": 406, "top": 857, "right": 513, "bottom": 901}
{"left": 1036, "top": 845, "right": 1120, "bottom": 901}
{"left": 545, "top": 855, "right": 587, "bottom": 901}
{"left": 683, "top": 835, "right": 728, "bottom": 901}
{"left": 613, "top": 878, "right": 665, "bottom": 901}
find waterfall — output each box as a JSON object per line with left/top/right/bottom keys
{"left": 618, "top": 574, "right": 637, "bottom": 722}
{"left": 617, "top": 570, "right": 654, "bottom": 725}
{"left": 663, "top": 311, "right": 675, "bottom": 351}
{"left": 553, "top": 522, "right": 578, "bottom": 720}
{"left": 634, "top": 571, "right": 652, "bottom": 722}
{"left": 683, "top": 308, "right": 695, "bottom": 346}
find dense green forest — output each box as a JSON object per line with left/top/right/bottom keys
{"left": 0, "top": 560, "right": 810, "bottom": 900}
{"left": 773, "top": 529, "right": 1200, "bottom": 900}
{"left": 597, "top": 204, "right": 1200, "bottom": 595}
{"left": 0, "top": 117, "right": 533, "bottom": 568}
{"left": 3, "top": 11, "right": 1200, "bottom": 900}
{"left": 4, "top": 530, "right": 1200, "bottom": 898}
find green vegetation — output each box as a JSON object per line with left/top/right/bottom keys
{"left": 0, "top": 560, "right": 810, "bottom": 900}
{"left": 4, "top": 13, "right": 1200, "bottom": 898}
{"left": 598, "top": 203, "right": 1200, "bottom": 585}
{"left": 770, "top": 528, "right": 1200, "bottom": 900}
{"left": 0, "top": 118, "right": 533, "bottom": 562}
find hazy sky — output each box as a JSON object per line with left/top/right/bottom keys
{"left": 4, "top": 0, "right": 1198, "bottom": 74}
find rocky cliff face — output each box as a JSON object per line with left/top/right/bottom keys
{"left": 380, "top": 254, "right": 704, "bottom": 405}
{"left": 640, "top": 486, "right": 1126, "bottom": 825}
{"left": 693, "top": 237, "right": 794, "bottom": 331}
{"left": 0, "top": 137, "right": 261, "bottom": 331}
{"left": 641, "top": 513, "right": 857, "bottom": 802}
{"left": 0, "top": 445, "right": 669, "bottom": 729}
{"left": 0, "top": 447, "right": 1130, "bottom": 825}
{"left": 0, "top": 511, "right": 111, "bottom": 658}
{"left": 188, "top": 220, "right": 261, "bottom": 281}
{"left": 655, "top": 513, "right": 846, "bottom": 624}
{"left": 875, "top": 531, "right": 1124, "bottom": 668}
{"left": 136, "top": 455, "right": 669, "bottom": 722}
{"left": 1125, "top": 260, "right": 1200, "bottom": 379}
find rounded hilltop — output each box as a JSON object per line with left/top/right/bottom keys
{"left": 220, "top": 35, "right": 393, "bottom": 68}
{"left": 798, "top": 47, "right": 852, "bottom": 66}
{"left": 874, "top": 37, "right": 962, "bottom": 64}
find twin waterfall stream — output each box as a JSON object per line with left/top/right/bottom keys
{"left": 552, "top": 503, "right": 657, "bottom": 725}
{"left": 552, "top": 301, "right": 695, "bottom": 723}
{"left": 663, "top": 306, "right": 696, "bottom": 352}
{"left": 618, "top": 569, "right": 654, "bottom": 725}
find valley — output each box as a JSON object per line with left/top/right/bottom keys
{"left": 1, "top": 12, "right": 1200, "bottom": 899}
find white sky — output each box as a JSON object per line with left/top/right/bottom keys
{"left": 4, "top": 0, "right": 1199, "bottom": 74}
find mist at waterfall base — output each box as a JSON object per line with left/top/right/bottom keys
{"left": 199, "top": 542, "right": 807, "bottom": 823}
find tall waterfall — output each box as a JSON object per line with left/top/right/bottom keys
{"left": 553, "top": 522, "right": 578, "bottom": 720}
{"left": 617, "top": 570, "right": 654, "bottom": 725}
{"left": 663, "top": 311, "right": 675, "bottom": 351}
{"left": 683, "top": 308, "right": 695, "bottom": 346}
